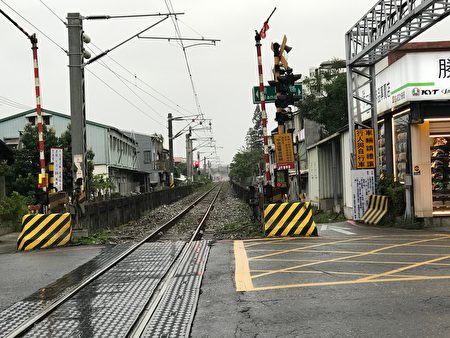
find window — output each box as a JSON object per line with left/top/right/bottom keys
{"left": 377, "top": 121, "right": 386, "bottom": 173}
{"left": 144, "top": 151, "right": 151, "bottom": 164}
{"left": 392, "top": 113, "right": 409, "bottom": 183}
{"left": 27, "top": 117, "right": 36, "bottom": 125}
{"left": 43, "top": 116, "right": 50, "bottom": 125}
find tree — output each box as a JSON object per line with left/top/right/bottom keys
{"left": 174, "top": 161, "right": 187, "bottom": 178}
{"left": 0, "top": 123, "right": 95, "bottom": 201}
{"left": 245, "top": 105, "right": 263, "bottom": 150}
{"left": 229, "top": 106, "right": 264, "bottom": 184}
{"left": 298, "top": 60, "right": 348, "bottom": 135}
{"left": 2, "top": 124, "right": 59, "bottom": 198}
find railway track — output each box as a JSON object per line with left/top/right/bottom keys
{"left": 1, "top": 183, "right": 222, "bottom": 338}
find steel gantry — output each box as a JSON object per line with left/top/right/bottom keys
{"left": 346, "top": 0, "right": 450, "bottom": 170}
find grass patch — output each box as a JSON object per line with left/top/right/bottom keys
{"left": 71, "top": 225, "right": 128, "bottom": 245}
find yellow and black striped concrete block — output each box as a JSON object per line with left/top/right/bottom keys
{"left": 17, "top": 213, "right": 72, "bottom": 251}
{"left": 361, "top": 195, "right": 388, "bottom": 225}
{"left": 264, "top": 202, "right": 317, "bottom": 237}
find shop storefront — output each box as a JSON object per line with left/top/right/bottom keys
{"left": 375, "top": 44, "right": 450, "bottom": 218}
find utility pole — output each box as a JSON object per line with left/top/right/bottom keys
{"left": 67, "top": 13, "right": 89, "bottom": 204}
{"left": 186, "top": 132, "right": 192, "bottom": 181}
{"left": 168, "top": 113, "right": 174, "bottom": 187}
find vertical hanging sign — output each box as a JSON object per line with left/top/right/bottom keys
{"left": 50, "top": 147, "right": 63, "bottom": 192}
{"left": 274, "top": 133, "right": 295, "bottom": 170}
{"left": 355, "top": 128, "right": 376, "bottom": 169}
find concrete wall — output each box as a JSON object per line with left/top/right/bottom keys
{"left": 79, "top": 185, "right": 194, "bottom": 231}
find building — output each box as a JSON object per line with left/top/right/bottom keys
{"left": 123, "top": 131, "right": 170, "bottom": 192}
{"left": 0, "top": 108, "right": 140, "bottom": 195}
{"left": 369, "top": 41, "right": 450, "bottom": 220}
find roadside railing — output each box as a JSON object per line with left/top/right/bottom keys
{"left": 230, "top": 180, "right": 262, "bottom": 221}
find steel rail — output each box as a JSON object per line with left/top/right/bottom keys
{"left": 6, "top": 184, "right": 220, "bottom": 338}
{"left": 128, "top": 183, "right": 223, "bottom": 337}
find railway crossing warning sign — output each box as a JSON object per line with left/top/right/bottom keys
{"left": 355, "top": 128, "right": 375, "bottom": 169}
{"left": 274, "top": 133, "right": 295, "bottom": 170}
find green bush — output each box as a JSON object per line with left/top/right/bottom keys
{"left": 0, "top": 192, "right": 31, "bottom": 227}
{"left": 378, "top": 174, "right": 405, "bottom": 224}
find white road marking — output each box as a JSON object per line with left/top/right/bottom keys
{"left": 329, "top": 227, "right": 355, "bottom": 235}
{"left": 320, "top": 225, "right": 328, "bottom": 231}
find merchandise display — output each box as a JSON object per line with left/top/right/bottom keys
{"left": 378, "top": 123, "right": 386, "bottom": 172}
{"left": 393, "top": 114, "right": 408, "bottom": 183}
{"left": 431, "top": 136, "right": 450, "bottom": 212}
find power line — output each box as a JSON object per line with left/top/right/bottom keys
{"left": 164, "top": 0, "right": 204, "bottom": 119}
{"left": 0, "top": 0, "right": 67, "bottom": 53}
{"left": 0, "top": 96, "right": 33, "bottom": 110}
{"left": 38, "top": 0, "right": 66, "bottom": 26}
{"left": 37, "top": 0, "right": 194, "bottom": 118}
{"left": 85, "top": 68, "right": 166, "bottom": 128}
{"left": 89, "top": 43, "right": 192, "bottom": 117}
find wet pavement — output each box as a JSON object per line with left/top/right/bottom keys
{"left": 192, "top": 222, "right": 450, "bottom": 337}
{"left": 0, "top": 239, "right": 108, "bottom": 312}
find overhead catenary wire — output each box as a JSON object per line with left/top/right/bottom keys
{"left": 85, "top": 68, "right": 166, "bottom": 128}
{"left": 89, "top": 43, "right": 192, "bottom": 117}
{"left": 4, "top": 0, "right": 173, "bottom": 128}
{"left": 164, "top": 0, "right": 204, "bottom": 119}
{"left": 0, "top": 0, "right": 67, "bottom": 54}
{"left": 37, "top": 0, "right": 194, "bottom": 118}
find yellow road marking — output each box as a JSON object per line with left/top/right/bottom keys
{"left": 247, "top": 248, "right": 449, "bottom": 257}
{"left": 256, "top": 258, "right": 450, "bottom": 266}
{"left": 250, "top": 269, "right": 430, "bottom": 279}
{"left": 249, "top": 236, "right": 381, "bottom": 261}
{"left": 234, "top": 241, "right": 253, "bottom": 292}
{"left": 245, "top": 237, "right": 297, "bottom": 248}
{"left": 248, "top": 275, "right": 450, "bottom": 292}
{"left": 358, "top": 253, "right": 450, "bottom": 281}
{"left": 251, "top": 235, "right": 450, "bottom": 279}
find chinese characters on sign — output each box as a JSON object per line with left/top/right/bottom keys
{"left": 438, "top": 58, "right": 450, "bottom": 78}
{"left": 355, "top": 128, "right": 376, "bottom": 169}
{"left": 376, "top": 82, "right": 390, "bottom": 103}
{"left": 351, "top": 169, "right": 375, "bottom": 220}
{"left": 273, "top": 133, "right": 295, "bottom": 170}
{"left": 50, "top": 147, "right": 63, "bottom": 192}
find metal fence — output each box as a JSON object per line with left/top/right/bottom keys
{"left": 230, "top": 181, "right": 262, "bottom": 221}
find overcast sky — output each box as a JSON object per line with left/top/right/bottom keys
{"left": 1, "top": 0, "right": 450, "bottom": 165}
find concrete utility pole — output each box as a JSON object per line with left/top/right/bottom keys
{"left": 167, "top": 113, "right": 175, "bottom": 187}
{"left": 67, "top": 13, "right": 89, "bottom": 201}
{"left": 186, "top": 132, "right": 192, "bottom": 181}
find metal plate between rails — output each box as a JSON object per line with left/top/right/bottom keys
{"left": 0, "top": 242, "right": 134, "bottom": 338}
{"left": 17, "top": 241, "right": 184, "bottom": 338}
{"left": 142, "top": 240, "right": 210, "bottom": 338}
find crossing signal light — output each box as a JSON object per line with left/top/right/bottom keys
{"left": 194, "top": 160, "right": 200, "bottom": 168}
{"left": 270, "top": 67, "right": 302, "bottom": 108}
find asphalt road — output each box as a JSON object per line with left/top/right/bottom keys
{"left": 0, "top": 233, "right": 104, "bottom": 311}
{"left": 191, "top": 222, "right": 450, "bottom": 338}
{"left": 3, "top": 222, "right": 450, "bottom": 337}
